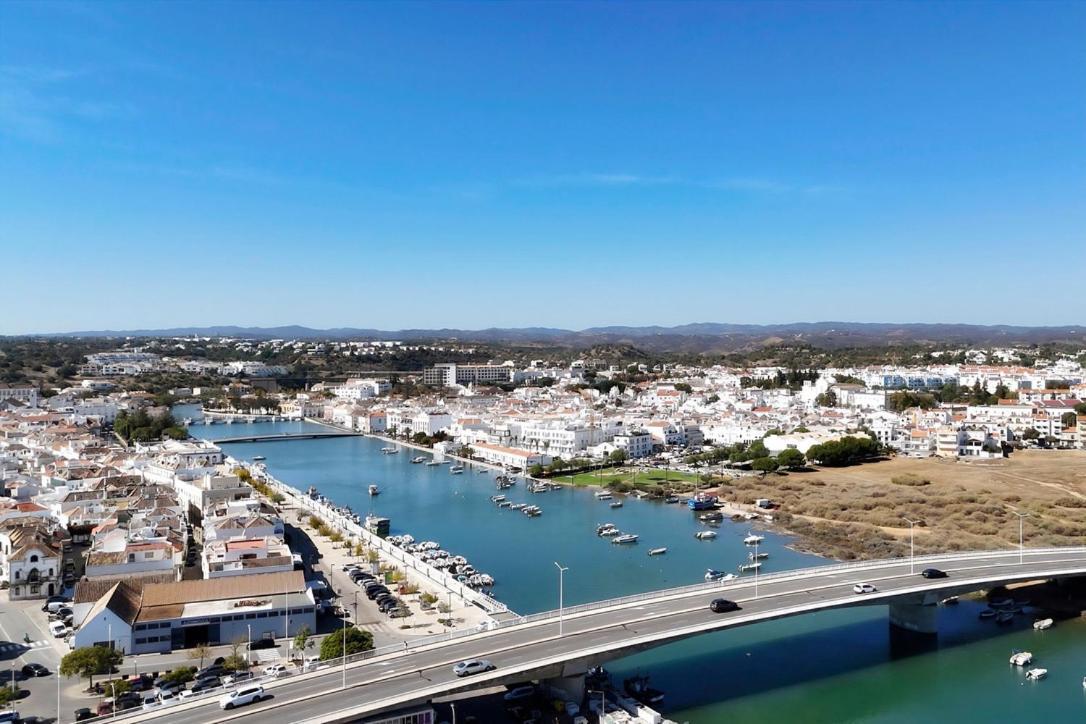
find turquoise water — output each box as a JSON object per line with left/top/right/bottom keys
{"left": 180, "top": 407, "right": 1086, "bottom": 722}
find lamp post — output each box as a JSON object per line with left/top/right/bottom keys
{"left": 903, "top": 517, "right": 919, "bottom": 574}
{"left": 753, "top": 539, "right": 760, "bottom": 599}
{"left": 1012, "top": 510, "right": 1030, "bottom": 564}
{"left": 341, "top": 613, "right": 347, "bottom": 690}
{"left": 554, "top": 562, "right": 569, "bottom": 636}
{"left": 246, "top": 624, "right": 252, "bottom": 669}
{"left": 588, "top": 688, "right": 606, "bottom": 719}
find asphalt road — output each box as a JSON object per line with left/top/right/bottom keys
{"left": 118, "top": 548, "right": 1086, "bottom": 724}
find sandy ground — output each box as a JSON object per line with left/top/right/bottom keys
{"left": 707, "top": 450, "right": 1086, "bottom": 560}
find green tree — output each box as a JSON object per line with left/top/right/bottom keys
{"left": 815, "top": 391, "right": 837, "bottom": 407}
{"left": 0, "top": 685, "right": 20, "bottom": 706}
{"left": 60, "top": 646, "right": 124, "bottom": 690}
{"left": 776, "top": 448, "right": 806, "bottom": 470}
{"left": 751, "top": 457, "right": 779, "bottom": 473}
{"left": 608, "top": 449, "right": 628, "bottom": 463}
{"left": 1061, "top": 411, "right": 1077, "bottom": 429}
{"left": 319, "top": 625, "right": 374, "bottom": 661}
{"left": 1074, "top": 402, "right": 1086, "bottom": 416}
{"left": 1021, "top": 428, "right": 1040, "bottom": 440}
{"left": 293, "top": 625, "right": 313, "bottom": 657}
{"left": 747, "top": 440, "right": 769, "bottom": 459}
{"left": 528, "top": 464, "right": 544, "bottom": 476}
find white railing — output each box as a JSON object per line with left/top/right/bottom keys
{"left": 260, "top": 471, "right": 509, "bottom": 615}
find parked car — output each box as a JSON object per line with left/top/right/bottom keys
{"left": 503, "top": 685, "right": 535, "bottom": 701}
{"left": 248, "top": 638, "right": 277, "bottom": 650}
{"left": 0, "top": 713, "right": 18, "bottom": 724}
{"left": 48, "top": 621, "right": 68, "bottom": 638}
{"left": 21, "top": 663, "right": 48, "bottom": 677}
{"left": 73, "top": 709, "right": 94, "bottom": 722}
{"left": 190, "top": 678, "right": 221, "bottom": 694}
{"left": 302, "top": 656, "right": 321, "bottom": 672}
{"left": 921, "top": 568, "right": 948, "bottom": 579}
{"left": 709, "top": 598, "right": 740, "bottom": 613}
{"left": 219, "top": 686, "right": 267, "bottom": 710}
{"left": 853, "top": 583, "right": 877, "bottom": 594}
{"left": 221, "top": 671, "right": 254, "bottom": 686}
{"left": 41, "top": 596, "right": 69, "bottom": 613}
{"left": 197, "top": 665, "right": 226, "bottom": 679}
{"left": 452, "top": 659, "right": 495, "bottom": 677}
{"left": 366, "top": 587, "right": 390, "bottom": 601}
{"left": 263, "top": 663, "right": 289, "bottom": 678}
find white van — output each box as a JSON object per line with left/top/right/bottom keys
{"left": 49, "top": 621, "right": 68, "bottom": 638}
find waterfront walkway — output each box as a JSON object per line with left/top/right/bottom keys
{"left": 212, "top": 430, "right": 362, "bottom": 444}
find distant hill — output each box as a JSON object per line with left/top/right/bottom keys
{"left": 38, "top": 322, "right": 1086, "bottom": 353}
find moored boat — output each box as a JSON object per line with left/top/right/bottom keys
{"left": 611, "top": 533, "right": 639, "bottom": 544}
{"left": 450, "top": 466, "right": 465, "bottom": 474}
{"left": 1025, "top": 668, "right": 1047, "bottom": 680}
{"left": 1033, "top": 618, "right": 1054, "bottom": 631}
{"left": 738, "top": 561, "right": 762, "bottom": 573}
{"left": 411, "top": 456, "right": 427, "bottom": 464}
{"left": 368, "top": 484, "right": 379, "bottom": 496}
{"left": 743, "top": 532, "right": 765, "bottom": 545}
{"left": 695, "top": 531, "right": 717, "bottom": 540}
{"left": 648, "top": 547, "right": 667, "bottom": 556}
{"left": 1009, "top": 651, "right": 1033, "bottom": 666}
{"left": 610, "top": 501, "right": 623, "bottom": 509}
{"left": 595, "top": 490, "right": 613, "bottom": 500}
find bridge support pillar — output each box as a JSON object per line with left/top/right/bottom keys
{"left": 548, "top": 674, "right": 586, "bottom": 702}
{"left": 890, "top": 599, "right": 942, "bottom": 655}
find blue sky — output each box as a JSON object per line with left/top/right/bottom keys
{"left": 1, "top": 1, "right": 1084, "bottom": 334}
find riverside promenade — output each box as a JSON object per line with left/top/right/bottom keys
{"left": 235, "top": 458, "right": 507, "bottom": 635}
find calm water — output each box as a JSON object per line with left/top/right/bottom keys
{"left": 181, "top": 406, "right": 1086, "bottom": 722}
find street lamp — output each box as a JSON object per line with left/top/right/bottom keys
{"left": 588, "top": 688, "right": 607, "bottom": 720}
{"left": 903, "top": 518, "right": 919, "bottom": 574}
{"left": 247, "top": 624, "right": 252, "bottom": 668}
{"left": 554, "top": 562, "right": 569, "bottom": 636}
{"left": 753, "top": 538, "right": 760, "bottom": 599}
{"left": 1012, "top": 510, "right": 1030, "bottom": 564}
{"left": 341, "top": 612, "right": 348, "bottom": 690}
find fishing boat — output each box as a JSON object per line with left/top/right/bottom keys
{"left": 598, "top": 527, "right": 622, "bottom": 537}
{"left": 687, "top": 493, "right": 718, "bottom": 511}
{"left": 1025, "top": 668, "right": 1047, "bottom": 681}
{"left": 252, "top": 455, "right": 266, "bottom": 461}
{"left": 609, "top": 501, "right": 623, "bottom": 509}
{"left": 450, "top": 466, "right": 465, "bottom": 474}
{"left": 624, "top": 675, "right": 665, "bottom": 706}
{"left": 664, "top": 496, "right": 680, "bottom": 504}
{"left": 743, "top": 532, "right": 765, "bottom": 546}
{"left": 1033, "top": 618, "right": 1054, "bottom": 631}
{"left": 411, "top": 456, "right": 427, "bottom": 464}
{"left": 705, "top": 568, "right": 735, "bottom": 582}
{"left": 490, "top": 494, "right": 506, "bottom": 503}
{"left": 1009, "top": 651, "right": 1034, "bottom": 666}
{"left": 523, "top": 505, "right": 542, "bottom": 517}
{"left": 694, "top": 531, "right": 717, "bottom": 540}
{"left": 380, "top": 447, "right": 399, "bottom": 455}
{"left": 425, "top": 460, "right": 441, "bottom": 466}
{"left": 595, "top": 491, "right": 613, "bottom": 501}
{"left": 596, "top": 523, "right": 618, "bottom": 536}
{"left": 648, "top": 547, "right": 668, "bottom": 556}
{"left": 368, "top": 484, "right": 379, "bottom": 496}
{"left": 699, "top": 511, "right": 724, "bottom": 522}
{"left": 611, "top": 534, "right": 639, "bottom": 544}
{"left": 509, "top": 503, "right": 526, "bottom": 510}
{"left": 738, "top": 561, "right": 762, "bottom": 573}
{"left": 748, "top": 551, "right": 769, "bottom": 561}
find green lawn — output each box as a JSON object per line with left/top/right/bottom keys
{"left": 558, "top": 467, "right": 704, "bottom": 489}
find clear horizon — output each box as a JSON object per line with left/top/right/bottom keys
{"left": 2, "top": 1, "right": 1084, "bottom": 335}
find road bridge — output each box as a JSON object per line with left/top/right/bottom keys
{"left": 210, "top": 431, "right": 362, "bottom": 444}
{"left": 111, "top": 547, "right": 1086, "bottom": 724}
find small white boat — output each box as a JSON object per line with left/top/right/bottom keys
{"left": 695, "top": 531, "right": 717, "bottom": 540}
{"left": 705, "top": 568, "right": 735, "bottom": 582}
{"left": 491, "top": 494, "right": 506, "bottom": 503}
{"left": 979, "top": 609, "right": 997, "bottom": 620}
{"left": 1025, "top": 668, "right": 1047, "bottom": 681}
{"left": 411, "top": 456, "right": 427, "bottom": 464}
{"left": 941, "top": 596, "right": 959, "bottom": 605}
{"left": 252, "top": 455, "right": 266, "bottom": 461}
{"left": 1033, "top": 618, "right": 1054, "bottom": 631}
{"left": 610, "top": 501, "right": 623, "bottom": 509}
{"left": 611, "top": 534, "right": 639, "bottom": 544}
{"left": 743, "top": 532, "right": 765, "bottom": 546}
{"left": 426, "top": 460, "right": 441, "bottom": 466}
{"left": 1009, "top": 651, "right": 1033, "bottom": 666}
{"left": 595, "top": 491, "right": 613, "bottom": 500}
{"left": 368, "top": 484, "right": 379, "bottom": 496}
{"left": 738, "top": 561, "right": 762, "bottom": 573}
{"left": 648, "top": 547, "right": 667, "bottom": 556}
{"left": 450, "top": 466, "right": 465, "bottom": 474}
{"left": 749, "top": 551, "right": 769, "bottom": 561}
{"left": 381, "top": 447, "right": 398, "bottom": 455}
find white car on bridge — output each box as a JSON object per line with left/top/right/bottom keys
{"left": 452, "top": 659, "right": 495, "bottom": 677}
{"left": 853, "top": 583, "right": 877, "bottom": 594}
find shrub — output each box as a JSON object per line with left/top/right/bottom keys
{"left": 891, "top": 474, "right": 930, "bottom": 487}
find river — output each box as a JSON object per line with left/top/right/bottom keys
{"left": 178, "top": 406, "right": 1086, "bottom": 722}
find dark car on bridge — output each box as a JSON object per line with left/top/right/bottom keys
{"left": 709, "top": 598, "right": 740, "bottom": 613}
{"left": 921, "top": 568, "right": 948, "bottom": 579}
